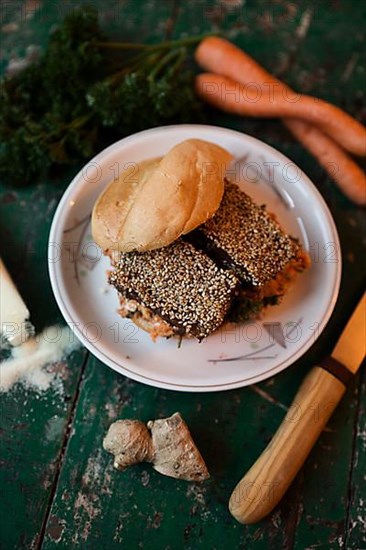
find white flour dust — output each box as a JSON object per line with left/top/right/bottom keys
{"left": 0, "top": 326, "right": 81, "bottom": 392}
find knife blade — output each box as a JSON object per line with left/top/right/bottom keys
{"left": 229, "top": 293, "right": 365, "bottom": 524}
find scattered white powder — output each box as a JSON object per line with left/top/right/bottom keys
{"left": 0, "top": 325, "right": 81, "bottom": 392}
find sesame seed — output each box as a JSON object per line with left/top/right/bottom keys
{"left": 190, "top": 179, "right": 301, "bottom": 287}
{"left": 109, "top": 240, "right": 239, "bottom": 339}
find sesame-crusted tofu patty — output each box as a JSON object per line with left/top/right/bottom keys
{"left": 188, "top": 180, "right": 306, "bottom": 288}
{"left": 109, "top": 240, "right": 239, "bottom": 340}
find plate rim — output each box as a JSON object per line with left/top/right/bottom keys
{"left": 48, "top": 124, "right": 342, "bottom": 392}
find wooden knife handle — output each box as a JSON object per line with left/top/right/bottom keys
{"left": 229, "top": 366, "right": 347, "bottom": 524}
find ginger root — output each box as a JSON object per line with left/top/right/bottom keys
{"left": 102, "top": 419, "right": 153, "bottom": 470}
{"left": 103, "top": 412, "right": 209, "bottom": 481}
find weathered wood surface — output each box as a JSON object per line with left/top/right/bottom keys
{"left": 0, "top": 1, "right": 365, "bottom": 549}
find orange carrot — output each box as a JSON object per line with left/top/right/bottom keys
{"left": 196, "top": 73, "right": 366, "bottom": 205}
{"left": 195, "top": 37, "right": 366, "bottom": 157}
{"left": 285, "top": 119, "right": 366, "bottom": 205}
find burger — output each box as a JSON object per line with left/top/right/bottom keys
{"left": 92, "top": 139, "right": 310, "bottom": 341}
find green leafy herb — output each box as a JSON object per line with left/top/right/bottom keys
{"left": 228, "top": 294, "right": 281, "bottom": 323}
{"left": 0, "top": 6, "right": 204, "bottom": 184}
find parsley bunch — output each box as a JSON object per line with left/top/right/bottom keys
{"left": 0, "top": 6, "right": 204, "bottom": 184}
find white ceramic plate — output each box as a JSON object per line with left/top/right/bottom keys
{"left": 48, "top": 125, "right": 341, "bottom": 392}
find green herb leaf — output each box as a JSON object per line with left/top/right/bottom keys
{"left": 0, "top": 6, "right": 204, "bottom": 185}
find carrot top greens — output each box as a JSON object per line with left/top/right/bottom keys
{"left": 0, "top": 6, "right": 204, "bottom": 184}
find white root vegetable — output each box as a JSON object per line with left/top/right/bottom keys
{"left": 103, "top": 412, "right": 209, "bottom": 481}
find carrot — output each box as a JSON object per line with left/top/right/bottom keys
{"left": 196, "top": 73, "right": 366, "bottom": 156}
{"left": 285, "top": 119, "right": 366, "bottom": 205}
{"left": 195, "top": 37, "right": 366, "bottom": 157}
{"left": 196, "top": 73, "right": 366, "bottom": 205}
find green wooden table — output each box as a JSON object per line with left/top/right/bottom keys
{"left": 1, "top": 1, "right": 365, "bottom": 548}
